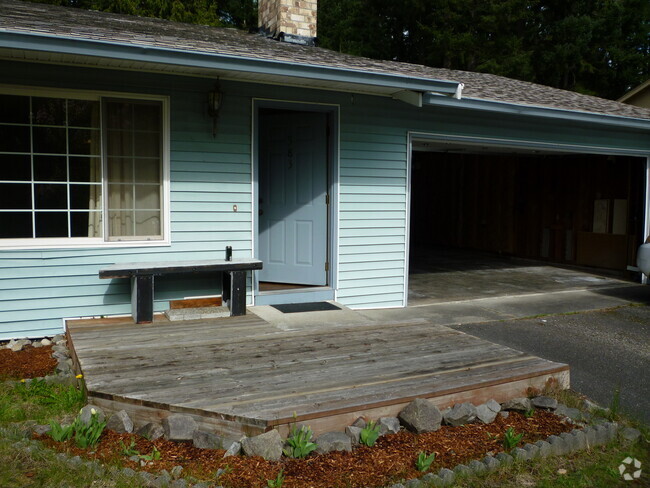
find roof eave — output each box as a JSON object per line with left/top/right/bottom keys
{"left": 0, "top": 30, "right": 461, "bottom": 96}
{"left": 424, "top": 92, "right": 650, "bottom": 131}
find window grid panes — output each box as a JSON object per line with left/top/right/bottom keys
{"left": 0, "top": 92, "right": 164, "bottom": 244}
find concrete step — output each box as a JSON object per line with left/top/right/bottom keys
{"left": 165, "top": 306, "right": 230, "bottom": 321}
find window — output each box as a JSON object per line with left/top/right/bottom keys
{"left": 0, "top": 90, "right": 166, "bottom": 247}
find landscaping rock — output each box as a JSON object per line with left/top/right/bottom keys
{"left": 241, "top": 430, "right": 283, "bottom": 461}
{"left": 620, "top": 427, "right": 641, "bottom": 443}
{"left": 555, "top": 404, "right": 582, "bottom": 422}
{"left": 78, "top": 405, "right": 105, "bottom": 426}
{"left": 453, "top": 464, "right": 471, "bottom": 476}
{"left": 571, "top": 430, "right": 588, "bottom": 450}
{"left": 499, "top": 411, "right": 509, "bottom": 419}
{"left": 534, "top": 440, "right": 552, "bottom": 458}
{"left": 33, "top": 424, "right": 51, "bottom": 436}
{"left": 137, "top": 422, "right": 165, "bottom": 441}
{"left": 476, "top": 400, "right": 501, "bottom": 424}
{"left": 152, "top": 470, "right": 172, "bottom": 488}
{"left": 40, "top": 338, "right": 52, "bottom": 346}
{"left": 378, "top": 417, "right": 401, "bottom": 435}
{"left": 405, "top": 479, "right": 422, "bottom": 488}
{"left": 170, "top": 480, "right": 187, "bottom": 488}
{"left": 8, "top": 339, "right": 31, "bottom": 352}
{"left": 315, "top": 431, "right": 352, "bottom": 454}
{"left": 560, "top": 432, "right": 578, "bottom": 452}
{"left": 443, "top": 402, "right": 477, "bottom": 426}
{"left": 547, "top": 435, "right": 568, "bottom": 455}
{"left": 106, "top": 410, "right": 134, "bottom": 434}
{"left": 32, "top": 341, "right": 44, "bottom": 348}
{"left": 501, "top": 397, "right": 531, "bottom": 412}
{"left": 193, "top": 430, "right": 224, "bottom": 450}
{"left": 162, "top": 414, "right": 197, "bottom": 441}
{"left": 398, "top": 398, "right": 442, "bottom": 433}
{"left": 511, "top": 447, "right": 529, "bottom": 461}
{"left": 531, "top": 396, "right": 558, "bottom": 410}
{"left": 53, "top": 334, "right": 65, "bottom": 343}
{"left": 437, "top": 468, "right": 455, "bottom": 485}
{"left": 582, "top": 398, "right": 601, "bottom": 411}
{"left": 170, "top": 465, "right": 183, "bottom": 479}
{"left": 523, "top": 443, "right": 540, "bottom": 459}
{"left": 468, "top": 459, "right": 486, "bottom": 474}
{"left": 345, "top": 425, "right": 362, "bottom": 444}
{"left": 351, "top": 417, "right": 367, "bottom": 428}
{"left": 495, "top": 452, "right": 514, "bottom": 465}
{"left": 482, "top": 455, "right": 500, "bottom": 471}
{"left": 223, "top": 441, "right": 241, "bottom": 457}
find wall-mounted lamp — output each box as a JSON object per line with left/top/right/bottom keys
{"left": 208, "top": 83, "right": 222, "bottom": 137}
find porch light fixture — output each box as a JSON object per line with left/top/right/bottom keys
{"left": 208, "top": 83, "right": 222, "bottom": 137}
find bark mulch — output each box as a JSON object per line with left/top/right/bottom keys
{"left": 37, "top": 411, "right": 574, "bottom": 488}
{"left": 0, "top": 345, "right": 58, "bottom": 380}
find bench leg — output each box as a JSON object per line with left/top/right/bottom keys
{"left": 131, "top": 275, "right": 154, "bottom": 324}
{"left": 228, "top": 270, "right": 247, "bottom": 316}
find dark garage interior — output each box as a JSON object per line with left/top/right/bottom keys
{"left": 409, "top": 148, "right": 647, "bottom": 276}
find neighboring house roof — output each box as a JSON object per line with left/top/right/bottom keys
{"left": 618, "top": 79, "right": 650, "bottom": 107}
{"left": 1, "top": 0, "right": 650, "bottom": 123}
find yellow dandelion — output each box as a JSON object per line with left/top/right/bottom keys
{"left": 75, "top": 374, "right": 83, "bottom": 379}
{"left": 20, "top": 379, "right": 26, "bottom": 383}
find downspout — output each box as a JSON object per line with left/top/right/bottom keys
{"left": 453, "top": 83, "right": 465, "bottom": 100}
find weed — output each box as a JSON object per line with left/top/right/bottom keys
{"left": 502, "top": 427, "right": 524, "bottom": 450}
{"left": 139, "top": 446, "right": 161, "bottom": 462}
{"left": 283, "top": 424, "right": 318, "bottom": 458}
{"left": 359, "top": 420, "right": 381, "bottom": 447}
{"left": 415, "top": 451, "right": 436, "bottom": 472}
{"left": 524, "top": 408, "right": 535, "bottom": 418}
{"left": 608, "top": 387, "right": 621, "bottom": 421}
{"left": 267, "top": 468, "right": 284, "bottom": 488}
{"left": 119, "top": 439, "right": 139, "bottom": 457}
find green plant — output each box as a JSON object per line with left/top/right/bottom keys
{"left": 139, "top": 446, "right": 161, "bottom": 462}
{"left": 415, "top": 451, "right": 436, "bottom": 472}
{"left": 608, "top": 387, "right": 621, "bottom": 421}
{"left": 283, "top": 425, "right": 317, "bottom": 458}
{"left": 47, "top": 420, "right": 74, "bottom": 442}
{"left": 503, "top": 427, "right": 524, "bottom": 450}
{"left": 267, "top": 469, "right": 284, "bottom": 488}
{"left": 72, "top": 411, "right": 106, "bottom": 449}
{"left": 524, "top": 407, "right": 535, "bottom": 418}
{"left": 359, "top": 420, "right": 381, "bottom": 447}
{"left": 119, "top": 439, "right": 139, "bottom": 457}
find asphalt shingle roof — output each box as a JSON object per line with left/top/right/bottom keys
{"left": 1, "top": 0, "right": 650, "bottom": 121}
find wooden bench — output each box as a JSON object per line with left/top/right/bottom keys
{"left": 99, "top": 259, "right": 263, "bottom": 324}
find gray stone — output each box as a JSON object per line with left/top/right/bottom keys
{"left": 620, "top": 427, "right": 641, "bottom": 443}
{"left": 475, "top": 404, "right": 498, "bottom": 424}
{"left": 482, "top": 455, "right": 500, "bottom": 471}
{"left": 390, "top": 484, "right": 406, "bottom": 488}
{"left": 241, "top": 430, "right": 283, "bottom": 461}
{"left": 53, "top": 334, "right": 65, "bottom": 343}
{"left": 531, "top": 396, "right": 558, "bottom": 410}
{"left": 52, "top": 345, "right": 68, "bottom": 354}
{"left": 499, "top": 411, "right": 509, "bottom": 419}
{"left": 33, "top": 424, "right": 51, "bottom": 435}
{"left": 121, "top": 467, "right": 137, "bottom": 477}
{"left": 453, "top": 464, "right": 471, "bottom": 476}
{"left": 523, "top": 443, "right": 540, "bottom": 459}
{"left": 192, "top": 483, "right": 211, "bottom": 488}
{"left": 128, "top": 455, "right": 140, "bottom": 463}
{"left": 223, "top": 441, "right": 241, "bottom": 457}
{"left": 511, "top": 447, "right": 529, "bottom": 461}
{"left": 40, "top": 338, "right": 52, "bottom": 346}
{"left": 78, "top": 405, "right": 105, "bottom": 426}
{"left": 422, "top": 474, "right": 444, "bottom": 487}
{"left": 137, "top": 422, "right": 165, "bottom": 441}
{"left": 547, "top": 435, "right": 568, "bottom": 455}
{"left": 502, "top": 397, "right": 532, "bottom": 412}
{"left": 534, "top": 440, "right": 552, "bottom": 458}
{"left": 378, "top": 417, "right": 401, "bottom": 436}
{"left": 405, "top": 479, "right": 422, "bottom": 488}
{"left": 495, "top": 452, "right": 514, "bottom": 465}
{"left": 571, "top": 430, "right": 588, "bottom": 450}
{"left": 437, "top": 468, "right": 455, "bottom": 485}
{"left": 169, "top": 480, "right": 187, "bottom": 488}
{"left": 398, "top": 398, "right": 442, "bottom": 433}
{"left": 315, "top": 431, "right": 352, "bottom": 454}
{"left": 32, "top": 341, "right": 44, "bottom": 348}
{"left": 582, "top": 398, "right": 601, "bottom": 411}
{"left": 555, "top": 404, "right": 582, "bottom": 422}
{"left": 152, "top": 470, "right": 172, "bottom": 488}
{"left": 443, "top": 402, "right": 477, "bottom": 426}
{"left": 584, "top": 427, "right": 598, "bottom": 447}
{"left": 106, "top": 410, "right": 134, "bottom": 434}
{"left": 351, "top": 417, "right": 367, "bottom": 428}
{"left": 560, "top": 432, "right": 578, "bottom": 452}
{"left": 193, "top": 430, "right": 224, "bottom": 450}
{"left": 345, "top": 425, "right": 362, "bottom": 445}
{"left": 593, "top": 425, "right": 610, "bottom": 445}
{"left": 45, "top": 374, "right": 75, "bottom": 386}
{"left": 170, "top": 465, "right": 183, "bottom": 479}
{"left": 468, "top": 459, "right": 486, "bottom": 474}
{"left": 55, "top": 362, "right": 72, "bottom": 374}
{"left": 9, "top": 339, "right": 31, "bottom": 352}
{"left": 163, "top": 414, "right": 197, "bottom": 441}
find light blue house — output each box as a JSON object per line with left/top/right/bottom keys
{"left": 1, "top": 0, "right": 649, "bottom": 339}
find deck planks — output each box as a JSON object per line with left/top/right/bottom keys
{"left": 67, "top": 312, "right": 569, "bottom": 439}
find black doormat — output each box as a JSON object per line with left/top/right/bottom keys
{"left": 271, "top": 302, "right": 341, "bottom": 314}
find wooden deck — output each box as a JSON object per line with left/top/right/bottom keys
{"left": 67, "top": 313, "right": 569, "bottom": 440}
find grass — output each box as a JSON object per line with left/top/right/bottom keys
{"left": 0, "top": 379, "right": 84, "bottom": 425}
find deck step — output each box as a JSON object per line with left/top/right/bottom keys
{"left": 164, "top": 306, "right": 230, "bottom": 321}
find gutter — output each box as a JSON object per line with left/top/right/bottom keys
{"left": 0, "top": 30, "right": 461, "bottom": 96}
{"left": 424, "top": 92, "right": 650, "bottom": 132}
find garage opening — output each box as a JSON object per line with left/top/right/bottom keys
{"left": 408, "top": 141, "right": 647, "bottom": 305}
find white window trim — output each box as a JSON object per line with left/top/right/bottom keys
{"left": 0, "top": 85, "right": 171, "bottom": 250}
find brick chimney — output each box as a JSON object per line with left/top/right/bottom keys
{"left": 259, "top": 0, "right": 317, "bottom": 46}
